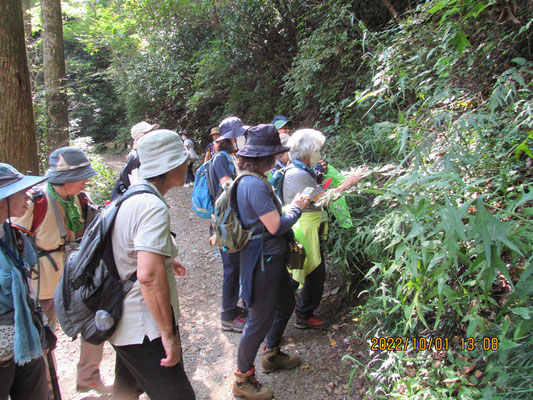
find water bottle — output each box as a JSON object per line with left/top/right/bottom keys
{"left": 95, "top": 310, "right": 114, "bottom": 331}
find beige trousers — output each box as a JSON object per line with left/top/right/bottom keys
{"left": 40, "top": 298, "right": 105, "bottom": 384}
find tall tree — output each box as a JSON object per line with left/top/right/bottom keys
{"left": 42, "top": 0, "right": 69, "bottom": 151}
{"left": 0, "top": 0, "right": 39, "bottom": 173}
{"left": 22, "top": 0, "right": 34, "bottom": 39}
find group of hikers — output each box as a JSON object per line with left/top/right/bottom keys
{"left": 0, "top": 115, "right": 365, "bottom": 400}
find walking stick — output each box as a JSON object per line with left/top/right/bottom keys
{"left": 47, "top": 351, "right": 62, "bottom": 400}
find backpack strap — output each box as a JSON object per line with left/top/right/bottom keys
{"left": 49, "top": 194, "right": 69, "bottom": 242}
{"left": 69, "top": 184, "right": 157, "bottom": 292}
{"left": 30, "top": 187, "right": 91, "bottom": 233}
{"left": 36, "top": 247, "right": 63, "bottom": 272}
{"left": 29, "top": 188, "right": 47, "bottom": 232}
{"left": 32, "top": 190, "right": 91, "bottom": 269}
{"left": 208, "top": 151, "right": 235, "bottom": 203}
{"left": 77, "top": 192, "right": 90, "bottom": 221}
{"left": 279, "top": 165, "right": 296, "bottom": 205}
{"left": 104, "top": 184, "right": 159, "bottom": 282}
{"left": 231, "top": 171, "right": 277, "bottom": 239}
{"left": 206, "top": 159, "right": 218, "bottom": 205}
{"left": 0, "top": 224, "right": 32, "bottom": 289}
{"left": 116, "top": 183, "right": 158, "bottom": 206}
{"left": 219, "top": 151, "right": 235, "bottom": 174}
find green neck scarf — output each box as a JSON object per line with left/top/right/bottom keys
{"left": 47, "top": 183, "right": 84, "bottom": 232}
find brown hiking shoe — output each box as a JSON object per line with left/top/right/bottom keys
{"left": 233, "top": 368, "right": 273, "bottom": 400}
{"left": 261, "top": 346, "right": 301, "bottom": 373}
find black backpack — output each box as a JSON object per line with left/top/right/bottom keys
{"left": 54, "top": 184, "right": 157, "bottom": 345}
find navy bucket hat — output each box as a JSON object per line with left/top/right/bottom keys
{"left": 218, "top": 117, "right": 247, "bottom": 140}
{"left": 0, "top": 163, "right": 46, "bottom": 201}
{"left": 236, "top": 124, "right": 289, "bottom": 158}
{"left": 272, "top": 116, "right": 292, "bottom": 130}
{"left": 44, "top": 147, "right": 97, "bottom": 184}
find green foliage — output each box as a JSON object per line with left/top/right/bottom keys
{"left": 71, "top": 138, "right": 116, "bottom": 205}
{"left": 325, "top": 1, "right": 533, "bottom": 398}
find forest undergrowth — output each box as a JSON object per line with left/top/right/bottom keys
{"left": 321, "top": 2, "right": 533, "bottom": 399}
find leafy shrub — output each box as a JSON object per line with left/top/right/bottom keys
{"left": 71, "top": 137, "right": 116, "bottom": 205}
{"left": 318, "top": 1, "right": 533, "bottom": 398}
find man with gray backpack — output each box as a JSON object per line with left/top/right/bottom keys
{"left": 56, "top": 130, "right": 196, "bottom": 399}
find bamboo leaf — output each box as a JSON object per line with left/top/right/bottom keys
{"left": 510, "top": 307, "right": 531, "bottom": 320}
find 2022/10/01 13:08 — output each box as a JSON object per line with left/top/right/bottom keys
{"left": 370, "top": 337, "right": 500, "bottom": 352}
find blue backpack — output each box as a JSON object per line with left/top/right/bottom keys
{"left": 269, "top": 165, "right": 294, "bottom": 203}
{"left": 192, "top": 151, "right": 234, "bottom": 218}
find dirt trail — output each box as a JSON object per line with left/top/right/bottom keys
{"left": 53, "top": 153, "right": 365, "bottom": 400}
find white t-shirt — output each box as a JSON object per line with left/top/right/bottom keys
{"left": 109, "top": 179, "right": 180, "bottom": 346}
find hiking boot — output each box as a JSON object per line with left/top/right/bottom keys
{"left": 261, "top": 346, "right": 301, "bottom": 373}
{"left": 295, "top": 316, "right": 329, "bottom": 330}
{"left": 221, "top": 316, "right": 245, "bottom": 332}
{"left": 233, "top": 368, "right": 273, "bottom": 400}
{"left": 76, "top": 378, "right": 112, "bottom": 394}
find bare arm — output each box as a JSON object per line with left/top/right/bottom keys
{"left": 334, "top": 171, "right": 367, "bottom": 193}
{"left": 137, "top": 250, "right": 181, "bottom": 367}
{"left": 259, "top": 210, "right": 283, "bottom": 235}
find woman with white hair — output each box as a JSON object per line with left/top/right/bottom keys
{"left": 282, "top": 129, "right": 365, "bottom": 329}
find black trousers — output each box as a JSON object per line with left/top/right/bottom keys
{"left": 295, "top": 223, "right": 327, "bottom": 319}
{"left": 237, "top": 253, "right": 295, "bottom": 372}
{"left": 185, "top": 164, "right": 195, "bottom": 184}
{"left": 112, "top": 331, "right": 195, "bottom": 400}
{"left": 0, "top": 356, "right": 49, "bottom": 400}
{"left": 295, "top": 256, "right": 326, "bottom": 320}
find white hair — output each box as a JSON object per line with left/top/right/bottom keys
{"left": 287, "top": 129, "right": 326, "bottom": 161}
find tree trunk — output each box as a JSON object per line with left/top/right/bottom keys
{"left": 0, "top": 0, "right": 39, "bottom": 174}
{"left": 41, "top": 0, "right": 69, "bottom": 152}
{"left": 22, "top": 0, "right": 33, "bottom": 39}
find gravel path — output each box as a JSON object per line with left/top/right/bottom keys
{"left": 52, "top": 154, "right": 365, "bottom": 400}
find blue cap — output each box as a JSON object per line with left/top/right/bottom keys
{"left": 272, "top": 116, "right": 292, "bottom": 130}
{"left": 0, "top": 163, "right": 46, "bottom": 201}
{"left": 218, "top": 117, "right": 247, "bottom": 139}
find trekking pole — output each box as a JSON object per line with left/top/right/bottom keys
{"left": 47, "top": 351, "right": 62, "bottom": 400}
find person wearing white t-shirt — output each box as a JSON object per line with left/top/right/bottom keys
{"left": 109, "top": 130, "right": 195, "bottom": 400}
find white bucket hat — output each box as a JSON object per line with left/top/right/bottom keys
{"left": 131, "top": 121, "right": 160, "bottom": 141}
{"left": 137, "top": 130, "right": 188, "bottom": 179}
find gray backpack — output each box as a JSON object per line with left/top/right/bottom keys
{"left": 54, "top": 184, "right": 157, "bottom": 344}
